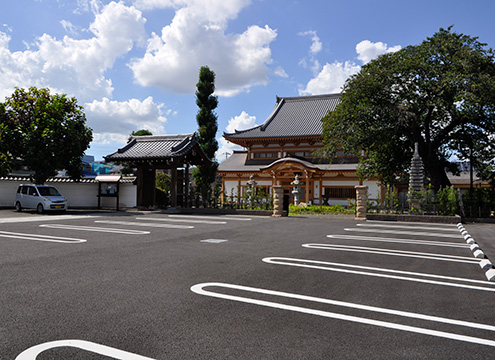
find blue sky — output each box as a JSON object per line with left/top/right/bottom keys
{"left": 2, "top": 0, "right": 495, "bottom": 162}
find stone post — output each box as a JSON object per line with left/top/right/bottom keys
{"left": 355, "top": 185, "right": 368, "bottom": 221}
{"left": 272, "top": 185, "right": 284, "bottom": 217}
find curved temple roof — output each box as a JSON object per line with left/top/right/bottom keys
{"left": 105, "top": 133, "right": 210, "bottom": 165}
{"left": 223, "top": 93, "right": 341, "bottom": 142}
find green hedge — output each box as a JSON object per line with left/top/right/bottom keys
{"left": 289, "top": 204, "right": 353, "bottom": 215}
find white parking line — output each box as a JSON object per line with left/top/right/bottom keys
{"left": 0, "top": 215, "right": 98, "bottom": 224}
{"left": 40, "top": 224, "right": 150, "bottom": 235}
{"left": 262, "top": 257, "right": 495, "bottom": 291}
{"left": 191, "top": 282, "right": 495, "bottom": 347}
{"left": 167, "top": 215, "right": 252, "bottom": 221}
{"left": 15, "top": 339, "right": 155, "bottom": 360}
{"left": 201, "top": 239, "right": 228, "bottom": 243}
{"left": 357, "top": 223, "right": 459, "bottom": 232}
{"left": 327, "top": 234, "right": 468, "bottom": 248}
{"left": 369, "top": 220, "right": 458, "bottom": 228}
{"left": 95, "top": 220, "right": 194, "bottom": 229}
{"left": 344, "top": 228, "right": 462, "bottom": 238}
{"left": 0, "top": 231, "right": 86, "bottom": 244}
{"left": 303, "top": 243, "right": 480, "bottom": 264}
{"left": 138, "top": 217, "right": 226, "bottom": 224}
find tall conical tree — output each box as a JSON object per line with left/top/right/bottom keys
{"left": 194, "top": 66, "right": 219, "bottom": 205}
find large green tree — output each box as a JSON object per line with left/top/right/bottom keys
{"left": 193, "top": 66, "right": 219, "bottom": 202}
{"left": 0, "top": 87, "right": 93, "bottom": 184}
{"left": 322, "top": 27, "right": 495, "bottom": 189}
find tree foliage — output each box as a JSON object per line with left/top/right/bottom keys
{"left": 193, "top": 66, "right": 219, "bottom": 201}
{"left": 128, "top": 129, "right": 152, "bottom": 142}
{"left": 0, "top": 87, "right": 93, "bottom": 184}
{"left": 322, "top": 27, "right": 495, "bottom": 189}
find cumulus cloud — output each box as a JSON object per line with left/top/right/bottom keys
{"left": 299, "top": 61, "right": 361, "bottom": 96}
{"left": 0, "top": 1, "right": 146, "bottom": 102}
{"left": 130, "top": 0, "right": 277, "bottom": 97}
{"left": 299, "top": 30, "right": 322, "bottom": 55}
{"left": 133, "top": 0, "right": 175, "bottom": 10}
{"left": 300, "top": 40, "right": 401, "bottom": 95}
{"left": 356, "top": 40, "right": 401, "bottom": 64}
{"left": 298, "top": 30, "right": 322, "bottom": 75}
{"left": 217, "top": 111, "right": 257, "bottom": 161}
{"left": 85, "top": 96, "right": 167, "bottom": 144}
{"left": 274, "top": 66, "right": 288, "bottom": 78}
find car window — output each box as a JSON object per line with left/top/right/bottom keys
{"left": 28, "top": 187, "right": 38, "bottom": 196}
{"left": 17, "top": 186, "right": 22, "bottom": 193}
{"left": 21, "top": 186, "right": 28, "bottom": 195}
{"left": 37, "top": 187, "right": 61, "bottom": 196}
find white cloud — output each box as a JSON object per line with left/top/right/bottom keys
{"left": 0, "top": 1, "right": 146, "bottom": 102}
{"left": 274, "top": 66, "right": 288, "bottom": 78}
{"left": 225, "top": 110, "right": 257, "bottom": 133}
{"left": 299, "top": 61, "right": 361, "bottom": 96}
{"left": 217, "top": 111, "right": 257, "bottom": 161}
{"left": 356, "top": 40, "right": 401, "bottom": 64}
{"left": 298, "top": 30, "right": 322, "bottom": 75}
{"left": 60, "top": 20, "right": 79, "bottom": 35}
{"left": 133, "top": 0, "right": 176, "bottom": 10}
{"left": 299, "top": 30, "right": 322, "bottom": 55}
{"left": 130, "top": 0, "right": 277, "bottom": 96}
{"left": 85, "top": 96, "right": 167, "bottom": 144}
{"left": 300, "top": 40, "right": 401, "bottom": 95}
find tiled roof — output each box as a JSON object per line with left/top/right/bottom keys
{"left": 224, "top": 93, "right": 340, "bottom": 140}
{"left": 105, "top": 134, "right": 206, "bottom": 162}
{"left": 218, "top": 151, "right": 357, "bottom": 172}
{"left": 0, "top": 176, "right": 136, "bottom": 183}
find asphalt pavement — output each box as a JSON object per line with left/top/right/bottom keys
{"left": 1, "top": 209, "right": 494, "bottom": 359}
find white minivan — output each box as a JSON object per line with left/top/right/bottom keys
{"left": 15, "top": 184, "right": 68, "bottom": 213}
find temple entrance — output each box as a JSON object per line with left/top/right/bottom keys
{"left": 105, "top": 134, "right": 210, "bottom": 209}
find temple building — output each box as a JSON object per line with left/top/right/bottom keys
{"left": 218, "top": 93, "right": 380, "bottom": 205}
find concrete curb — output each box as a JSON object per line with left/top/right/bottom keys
{"left": 457, "top": 222, "right": 494, "bottom": 281}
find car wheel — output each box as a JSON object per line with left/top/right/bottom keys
{"left": 15, "top": 202, "right": 22, "bottom": 212}
{"left": 36, "top": 204, "right": 44, "bottom": 214}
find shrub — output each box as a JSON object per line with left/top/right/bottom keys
{"left": 289, "top": 204, "right": 353, "bottom": 215}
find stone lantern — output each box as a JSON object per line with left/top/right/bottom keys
{"left": 246, "top": 175, "right": 257, "bottom": 207}
{"left": 408, "top": 142, "right": 424, "bottom": 213}
{"left": 291, "top": 175, "right": 301, "bottom": 205}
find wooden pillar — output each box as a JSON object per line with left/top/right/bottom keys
{"left": 319, "top": 178, "right": 323, "bottom": 205}
{"left": 171, "top": 167, "right": 177, "bottom": 207}
{"left": 237, "top": 178, "right": 241, "bottom": 205}
{"left": 305, "top": 174, "right": 310, "bottom": 205}
{"left": 185, "top": 164, "right": 189, "bottom": 207}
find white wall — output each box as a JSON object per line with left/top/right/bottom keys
{"left": 363, "top": 181, "right": 380, "bottom": 200}
{"left": 224, "top": 181, "right": 239, "bottom": 197}
{"left": 0, "top": 179, "right": 137, "bottom": 208}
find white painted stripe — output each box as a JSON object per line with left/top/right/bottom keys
{"left": 345, "top": 228, "right": 462, "bottom": 238}
{"left": 327, "top": 234, "right": 468, "bottom": 248}
{"left": 191, "top": 283, "right": 495, "bottom": 347}
{"left": 0, "top": 215, "right": 98, "bottom": 224}
{"left": 95, "top": 220, "right": 193, "bottom": 229}
{"left": 0, "top": 231, "right": 86, "bottom": 244}
{"left": 262, "top": 257, "right": 495, "bottom": 291}
{"left": 138, "top": 217, "right": 226, "bottom": 224}
{"left": 15, "top": 339, "right": 155, "bottom": 360}
{"left": 370, "top": 220, "right": 458, "bottom": 228}
{"left": 40, "top": 224, "right": 150, "bottom": 235}
{"left": 357, "top": 223, "right": 459, "bottom": 232}
{"left": 201, "top": 239, "right": 228, "bottom": 243}
{"left": 303, "top": 243, "right": 479, "bottom": 264}
{"left": 168, "top": 215, "right": 252, "bottom": 221}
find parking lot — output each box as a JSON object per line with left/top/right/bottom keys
{"left": 1, "top": 209, "right": 494, "bottom": 359}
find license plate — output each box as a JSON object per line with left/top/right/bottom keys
{"left": 54, "top": 205, "right": 62, "bottom": 209}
